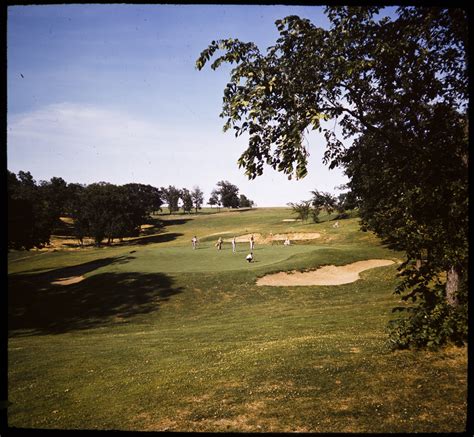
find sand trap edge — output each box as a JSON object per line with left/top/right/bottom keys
{"left": 256, "top": 259, "right": 396, "bottom": 286}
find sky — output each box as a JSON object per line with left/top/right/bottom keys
{"left": 7, "top": 4, "right": 350, "bottom": 207}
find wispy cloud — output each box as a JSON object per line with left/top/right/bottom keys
{"left": 9, "top": 102, "right": 166, "bottom": 153}
{"left": 7, "top": 102, "right": 226, "bottom": 158}
{"left": 7, "top": 102, "right": 227, "bottom": 185}
{"left": 7, "top": 102, "right": 348, "bottom": 205}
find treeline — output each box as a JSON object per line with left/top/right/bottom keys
{"left": 148, "top": 180, "right": 254, "bottom": 214}
{"left": 7, "top": 171, "right": 254, "bottom": 250}
{"left": 207, "top": 180, "right": 254, "bottom": 210}
{"left": 288, "top": 188, "right": 357, "bottom": 222}
{"left": 8, "top": 171, "right": 163, "bottom": 249}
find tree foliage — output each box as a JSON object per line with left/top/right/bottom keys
{"left": 197, "top": 6, "right": 468, "bottom": 349}
{"left": 8, "top": 171, "right": 164, "bottom": 249}
{"left": 191, "top": 186, "right": 205, "bottom": 212}
{"left": 288, "top": 200, "right": 311, "bottom": 222}
{"left": 38, "top": 176, "right": 69, "bottom": 224}
{"left": 207, "top": 189, "right": 221, "bottom": 209}
{"left": 122, "top": 183, "right": 163, "bottom": 216}
{"left": 215, "top": 180, "right": 240, "bottom": 208}
{"left": 239, "top": 194, "right": 254, "bottom": 208}
{"left": 8, "top": 171, "right": 67, "bottom": 250}
{"left": 71, "top": 182, "right": 119, "bottom": 245}
{"left": 335, "top": 189, "right": 358, "bottom": 214}
{"left": 181, "top": 188, "right": 194, "bottom": 214}
{"left": 161, "top": 185, "right": 181, "bottom": 214}
{"left": 310, "top": 189, "right": 337, "bottom": 222}
{"left": 70, "top": 182, "right": 162, "bottom": 246}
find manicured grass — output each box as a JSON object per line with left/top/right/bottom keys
{"left": 8, "top": 208, "right": 467, "bottom": 432}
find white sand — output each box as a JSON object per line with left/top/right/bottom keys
{"left": 51, "top": 276, "right": 85, "bottom": 286}
{"left": 226, "top": 233, "right": 321, "bottom": 244}
{"left": 256, "top": 259, "right": 395, "bottom": 286}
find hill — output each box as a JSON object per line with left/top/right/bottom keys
{"left": 7, "top": 208, "right": 467, "bottom": 432}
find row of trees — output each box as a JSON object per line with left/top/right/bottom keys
{"left": 8, "top": 171, "right": 68, "bottom": 250}
{"left": 8, "top": 171, "right": 255, "bottom": 249}
{"left": 160, "top": 185, "right": 204, "bottom": 214}
{"left": 8, "top": 171, "right": 163, "bottom": 248}
{"left": 161, "top": 180, "right": 254, "bottom": 213}
{"left": 208, "top": 180, "right": 255, "bottom": 209}
{"left": 71, "top": 182, "right": 162, "bottom": 246}
{"left": 197, "top": 6, "right": 467, "bottom": 349}
{"left": 289, "top": 188, "right": 357, "bottom": 222}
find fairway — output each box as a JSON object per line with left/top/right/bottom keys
{"left": 7, "top": 208, "right": 467, "bottom": 432}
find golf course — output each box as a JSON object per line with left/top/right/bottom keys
{"left": 7, "top": 207, "right": 467, "bottom": 432}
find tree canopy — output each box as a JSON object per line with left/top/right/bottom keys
{"left": 215, "top": 180, "right": 240, "bottom": 208}
{"left": 161, "top": 185, "right": 181, "bottom": 214}
{"left": 181, "top": 188, "right": 194, "bottom": 214}
{"left": 207, "top": 189, "right": 221, "bottom": 209}
{"left": 8, "top": 171, "right": 68, "bottom": 250}
{"left": 310, "top": 189, "right": 337, "bottom": 222}
{"left": 191, "top": 186, "right": 205, "bottom": 212}
{"left": 197, "top": 6, "right": 468, "bottom": 349}
{"left": 288, "top": 200, "right": 311, "bottom": 223}
{"left": 239, "top": 194, "right": 254, "bottom": 208}
{"left": 8, "top": 171, "right": 164, "bottom": 249}
{"left": 197, "top": 7, "right": 466, "bottom": 180}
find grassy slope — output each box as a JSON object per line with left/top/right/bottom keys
{"left": 8, "top": 208, "right": 467, "bottom": 432}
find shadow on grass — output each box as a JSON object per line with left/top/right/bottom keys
{"left": 227, "top": 207, "right": 254, "bottom": 213}
{"left": 125, "top": 232, "right": 183, "bottom": 246}
{"left": 158, "top": 218, "right": 192, "bottom": 226}
{"left": 8, "top": 256, "right": 183, "bottom": 337}
{"left": 58, "top": 231, "right": 184, "bottom": 248}
{"left": 10, "top": 255, "right": 134, "bottom": 276}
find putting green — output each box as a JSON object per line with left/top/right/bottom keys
{"left": 99, "top": 243, "right": 321, "bottom": 274}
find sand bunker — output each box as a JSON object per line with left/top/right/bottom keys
{"left": 232, "top": 233, "right": 263, "bottom": 243}
{"left": 256, "top": 259, "right": 395, "bottom": 286}
{"left": 272, "top": 233, "right": 321, "bottom": 241}
{"left": 51, "top": 276, "right": 85, "bottom": 286}
{"left": 226, "top": 233, "right": 320, "bottom": 244}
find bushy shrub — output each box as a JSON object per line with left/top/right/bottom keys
{"left": 387, "top": 282, "right": 468, "bottom": 350}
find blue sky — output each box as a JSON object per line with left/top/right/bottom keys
{"left": 7, "top": 4, "right": 350, "bottom": 207}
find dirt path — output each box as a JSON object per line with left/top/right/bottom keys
{"left": 256, "top": 259, "right": 396, "bottom": 286}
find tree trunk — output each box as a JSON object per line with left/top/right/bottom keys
{"left": 415, "top": 258, "right": 422, "bottom": 270}
{"left": 446, "top": 266, "right": 460, "bottom": 307}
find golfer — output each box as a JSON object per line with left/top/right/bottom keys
{"left": 231, "top": 236, "right": 236, "bottom": 253}
{"left": 216, "top": 237, "right": 223, "bottom": 250}
{"left": 191, "top": 236, "right": 198, "bottom": 249}
{"left": 246, "top": 252, "right": 254, "bottom": 263}
{"left": 250, "top": 234, "right": 255, "bottom": 251}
